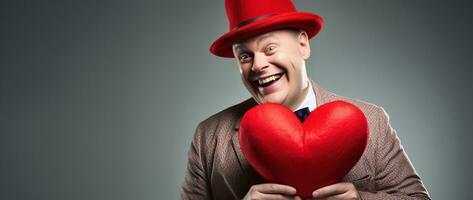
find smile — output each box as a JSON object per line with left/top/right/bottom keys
{"left": 254, "top": 72, "right": 285, "bottom": 87}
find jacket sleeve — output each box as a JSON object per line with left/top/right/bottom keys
{"left": 180, "top": 123, "right": 212, "bottom": 200}
{"left": 358, "top": 107, "right": 431, "bottom": 200}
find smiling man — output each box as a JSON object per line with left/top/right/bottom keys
{"left": 234, "top": 29, "right": 311, "bottom": 112}
{"left": 181, "top": 0, "right": 430, "bottom": 200}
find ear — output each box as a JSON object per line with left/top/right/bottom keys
{"left": 297, "top": 31, "right": 311, "bottom": 60}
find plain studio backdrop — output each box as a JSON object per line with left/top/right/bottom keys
{"left": 1, "top": 0, "right": 472, "bottom": 199}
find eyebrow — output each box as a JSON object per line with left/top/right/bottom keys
{"left": 233, "top": 45, "right": 249, "bottom": 54}
{"left": 233, "top": 33, "right": 278, "bottom": 53}
{"left": 255, "top": 33, "right": 276, "bottom": 46}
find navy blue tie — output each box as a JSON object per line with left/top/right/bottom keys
{"left": 294, "top": 107, "right": 310, "bottom": 122}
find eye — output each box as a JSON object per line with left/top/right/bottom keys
{"left": 265, "top": 45, "right": 277, "bottom": 54}
{"left": 238, "top": 53, "right": 252, "bottom": 63}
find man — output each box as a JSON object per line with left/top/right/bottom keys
{"left": 181, "top": 0, "right": 431, "bottom": 199}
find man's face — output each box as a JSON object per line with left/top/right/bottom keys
{"left": 232, "top": 29, "right": 311, "bottom": 110}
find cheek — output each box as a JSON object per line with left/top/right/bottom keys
{"left": 239, "top": 65, "right": 255, "bottom": 88}
{"left": 238, "top": 65, "right": 250, "bottom": 78}
{"left": 269, "top": 54, "right": 291, "bottom": 74}
{"left": 273, "top": 52, "right": 287, "bottom": 64}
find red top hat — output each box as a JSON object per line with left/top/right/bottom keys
{"left": 210, "top": 0, "right": 323, "bottom": 58}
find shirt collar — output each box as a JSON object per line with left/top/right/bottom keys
{"left": 294, "top": 81, "right": 317, "bottom": 112}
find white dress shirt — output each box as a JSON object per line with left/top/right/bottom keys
{"left": 294, "top": 81, "right": 317, "bottom": 112}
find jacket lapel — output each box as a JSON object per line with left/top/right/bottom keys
{"left": 230, "top": 99, "right": 261, "bottom": 185}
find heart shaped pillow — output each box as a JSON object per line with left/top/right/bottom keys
{"left": 239, "top": 100, "right": 368, "bottom": 197}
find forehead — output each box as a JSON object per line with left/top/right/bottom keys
{"left": 233, "top": 29, "right": 295, "bottom": 50}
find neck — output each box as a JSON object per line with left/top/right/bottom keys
{"left": 288, "top": 81, "right": 311, "bottom": 111}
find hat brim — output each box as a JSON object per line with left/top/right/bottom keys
{"left": 210, "top": 12, "right": 323, "bottom": 58}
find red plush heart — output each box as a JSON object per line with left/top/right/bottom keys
{"left": 239, "top": 100, "right": 369, "bottom": 198}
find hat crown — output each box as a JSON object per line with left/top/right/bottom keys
{"left": 225, "top": 0, "right": 297, "bottom": 30}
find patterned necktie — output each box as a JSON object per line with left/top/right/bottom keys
{"left": 294, "top": 107, "right": 310, "bottom": 122}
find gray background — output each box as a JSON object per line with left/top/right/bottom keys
{"left": 1, "top": 0, "right": 472, "bottom": 199}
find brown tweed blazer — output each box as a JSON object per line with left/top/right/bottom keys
{"left": 181, "top": 81, "right": 431, "bottom": 200}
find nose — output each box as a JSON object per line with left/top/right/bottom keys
{"left": 251, "top": 52, "right": 269, "bottom": 72}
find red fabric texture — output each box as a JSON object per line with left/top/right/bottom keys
{"left": 239, "top": 100, "right": 369, "bottom": 197}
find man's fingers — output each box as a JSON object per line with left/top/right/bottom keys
{"left": 256, "top": 193, "right": 300, "bottom": 200}
{"left": 312, "top": 182, "right": 350, "bottom": 198}
{"left": 244, "top": 183, "right": 299, "bottom": 200}
{"left": 253, "top": 183, "right": 297, "bottom": 195}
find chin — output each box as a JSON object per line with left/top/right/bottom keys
{"left": 261, "top": 92, "right": 287, "bottom": 105}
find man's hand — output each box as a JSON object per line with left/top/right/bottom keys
{"left": 243, "top": 183, "right": 303, "bottom": 200}
{"left": 311, "top": 182, "right": 360, "bottom": 200}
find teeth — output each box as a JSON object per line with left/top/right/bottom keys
{"left": 258, "top": 74, "right": 281, "bottom": 85}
